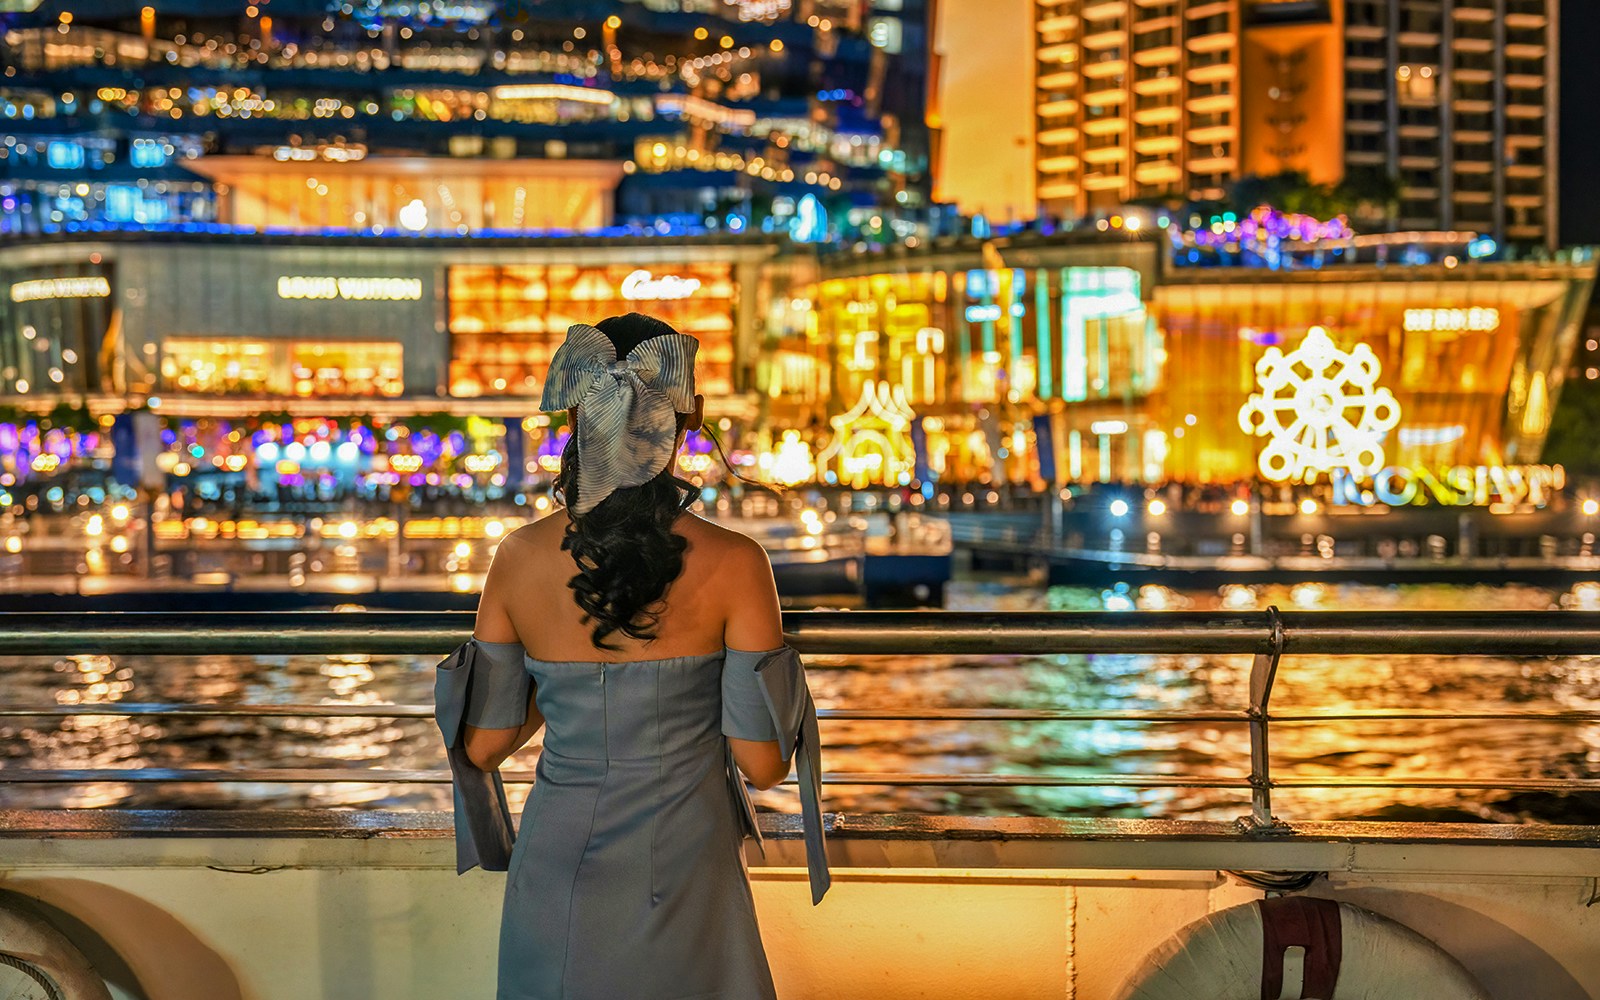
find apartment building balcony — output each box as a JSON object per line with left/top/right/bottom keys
{"left": 1038, "top": 152, "right": 1082, "bottom": 171}
{"left": 1347, "top": 88, "right": 1387, "bottom": 103}
{"left": 1037, "top": 70, "right": 1080, "bottom": 90}
{"left": 1134, "top": 161, "right": 1182, "bottom": 184}
{"left": 1455, "top": 129, "right": 1493, "bottom": 143}
{"left": 1347, "top": 24, "right": 1386, "bottom": 41}
{"left": 1083, "top": 173, "right": 1128, "bottom": 192}
{"left": 1506, "top": 105, "right": 1548, "bottom": 121}
{"left": 1451, "top": 37, "right": 1494, "bottom": 53}
{"left": 1504, "top": 13, "right": 1549, "bottom": 30}
{"left": 1453, "top": 191, "right": 1494, "bottom": 204}
{"left": 1083, "top": 30, "right": 1127, "bottom": 51}
{"left": 1345, "top": 119, "right": 1385, "bottom": 134}
{"left": 1082, "top": 85, "right": 1127, "bottom": 105}
{"left": 1401, "top": 185, "right": 1442, "bottom": 199}
{"left": 1185, "top": 0, "right": 1232, "bottom": 18}
{"left": 1398, "top": 31, "right": 1441, "bottom": 47}
{"left": 1506, "top": 194, "right": 1544, "bottom": 208}
{"left": 1505, "top": 73, "right": 1546, "bottom": 90}
{"left": 1346, "top": 150, "right": 1386, "bottom": 166}
{"left": 1084, "top": 58, "right": 1130, "bottom": 79}
{"left": 1187, "top": 123, "right": 1236, "bottom": 145}
{"left": 1186, "top": 62, "right": 1236, "bottom": 85}
{"left": 1133, "top": 75, "right": 1181, "bottom": 96}
{"left": 1186, "top": 32, "right": 1236, "bottom": 55}
{"left": 1038, "top": 98, "right": 1081, "bottom": 118}
{"left": 1452, "top": 6, "right": 1494, "bottom": 21}
{"left": 1083, "top": 145, "right": 1128, "bottom": 166}
{"left": 1453, "top": 68, "right": 1494, "bottom": 84}
{"left": 1506, "top": 224, "right": 1544, "bottom": 240}
{"left": 1506, "top": 164, "right": 1545, "bottom": 180}
{"left": 1133, "top": 45, "right": 1181, "bottom": 67}
{"left": 1038, "top": 126, "right": 1082, "bottom": 146}
{"left": 1037, "top": 14, "right": 1079, "bottom": 34}
{"left": 1454, "top": 161, "right": 1493, "bottom": 174}
{"left": 1038, "top": 42, "right": 1079, "bottom": 65}
{"left": 1187, "top": 93, "right": 1235, "bottom": 115}
{"left": 1037, "top": 180, "right": 1082, "bottom": 200}
{"left": 1187, "top": 153, "right": 1236, "bottom": 173}
{"left": 1083, "top": 116, "right": 1131, "bottom": 136}
{"left": 1132, "top": 104, "right": 1181, "bottom": 125}
{"left": 1397, "top": 124, "right": 1441, "bottom": 139}
{"left": 1504, "top": 44, "right": 1548, "bottom": 60}
{"left": 1453, "top": 99, "right": 1494, "bottom": 114}
{"left": 1082, "top": 0, "right": 1131, "bottom": 20}
{"left": 1132, "top": 133, "right": 1181, "bottom": 155}
{"left": 1399, "top": 155, "right": 1441, "bottom": 169}
{"left": 1132, "top": 14, "right": 1178, "bottom": 33}
{"left": 1346, "top": 55, "right": 1386, "bottom": 71}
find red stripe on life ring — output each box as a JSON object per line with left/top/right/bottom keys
{"left": 1258, "top": 897, "right": 1342, "bottom": 1000}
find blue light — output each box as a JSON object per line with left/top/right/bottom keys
{"left": 46, "top": 142, "right": 85, "bottom": 170}
{"left": 1467, "top": 237, "right": 1498, "bottom": 259}
{"left": 130, "top": 141, "right": 167, "bottom": 169}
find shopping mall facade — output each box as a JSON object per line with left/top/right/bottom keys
{"left": 1, "top": 228, "right": 1592, "bottom": 504}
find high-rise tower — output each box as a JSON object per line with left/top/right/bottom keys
{"left": 1031, "top": 0, "right": 1558, "bottom": 247}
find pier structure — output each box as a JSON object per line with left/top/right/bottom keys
{"left": 0, "top": 610, "right": 1597, "bottom": 998}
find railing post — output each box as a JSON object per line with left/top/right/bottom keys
{"left": 1243, "top": 605, "right": 1289, "bottom": 833}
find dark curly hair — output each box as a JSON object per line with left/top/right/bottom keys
{"left": 553, "top": 313, "right": 698, "bottom": 650}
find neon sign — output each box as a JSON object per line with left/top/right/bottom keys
{"left": 1403, "top": 308, "right": 1500, "bottom": 333}
{"left": 620, "top": 270, "right": 702, "bottom": 300}
{"left": 277, "top": 276, "right": 423, "bottom": 301}
{"left": 10, "top": 277, "right": 111, "bottom": 302}
{"left": 1238, "top": 327, "right": 1401, "bottom": 482}
{"left": 1331, "top": 465, "right": 1564, "bottom": 508}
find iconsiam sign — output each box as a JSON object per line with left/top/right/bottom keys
{"left": 1331, "top": 464, "right": 1566, "bottom": 508}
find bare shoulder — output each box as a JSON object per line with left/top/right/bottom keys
{"left": 505, "top": 508, "right": 569, "bottom": 550}
{"left": 488, "top": 510, "right": 569, "bottom": 584}
{"left": 677, "top": 513, "right": 770, "bottom": 570}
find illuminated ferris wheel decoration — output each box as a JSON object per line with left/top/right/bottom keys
{"left": 1237, "top": 326, "right": 1402, "bottom": 483}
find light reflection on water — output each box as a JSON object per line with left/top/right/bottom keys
{"left": 2, "top": 579, "right": 1599, "bottom": 823}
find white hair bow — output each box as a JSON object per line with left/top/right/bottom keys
{"left": 538, "top": 323, "right": 698, "bottom": 514}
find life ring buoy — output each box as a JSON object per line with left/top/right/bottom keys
{"left": 0, "top": 903, "right": 113, "bottom": 1000}
{"left": 1114, "top": 896, "right": 1489, "bottom": 1000}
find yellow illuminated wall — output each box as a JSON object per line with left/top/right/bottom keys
{"left": 782, "top": 264, "right": 1593, "bottom": 487}
{"left": 447, "top": 262, "right": 736, "bottom": 398}
{"left": 162, "top": 336, "right": 403, "bottom": 397}
{"left": 1239, "top": 0, "right": 1346, "bottom": 186}
{"left": 188, "top": 156, "right": 623, "bottom": 233}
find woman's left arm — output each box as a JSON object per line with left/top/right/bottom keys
{"left": 465, "top": 533, "right": 546, "bottom": 771}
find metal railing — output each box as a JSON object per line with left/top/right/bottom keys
{"left": 3, "top": 609, "right": 1600, "bottom": 831}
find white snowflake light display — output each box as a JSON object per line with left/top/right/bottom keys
{"left": 1237, "top": 326, "right": 1401, "bottom": 482}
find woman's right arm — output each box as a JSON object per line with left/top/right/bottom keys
{"left": 723, "top": 535, "right": 791, "bottom": 791}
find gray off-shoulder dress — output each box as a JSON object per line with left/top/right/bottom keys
{"left": 435, "top": 639, "right": 830, "bottom": 1000}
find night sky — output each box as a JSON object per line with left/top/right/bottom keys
{"left": 1561, "top": 0, "right": 1600, "bottom": 244}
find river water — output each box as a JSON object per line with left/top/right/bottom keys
{"left": 3, "top": 579, "right": 1599, "bottom": 824}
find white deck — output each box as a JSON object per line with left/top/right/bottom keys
{"left": 1, "top": 813, "right": 1596, "bottom": 1000}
